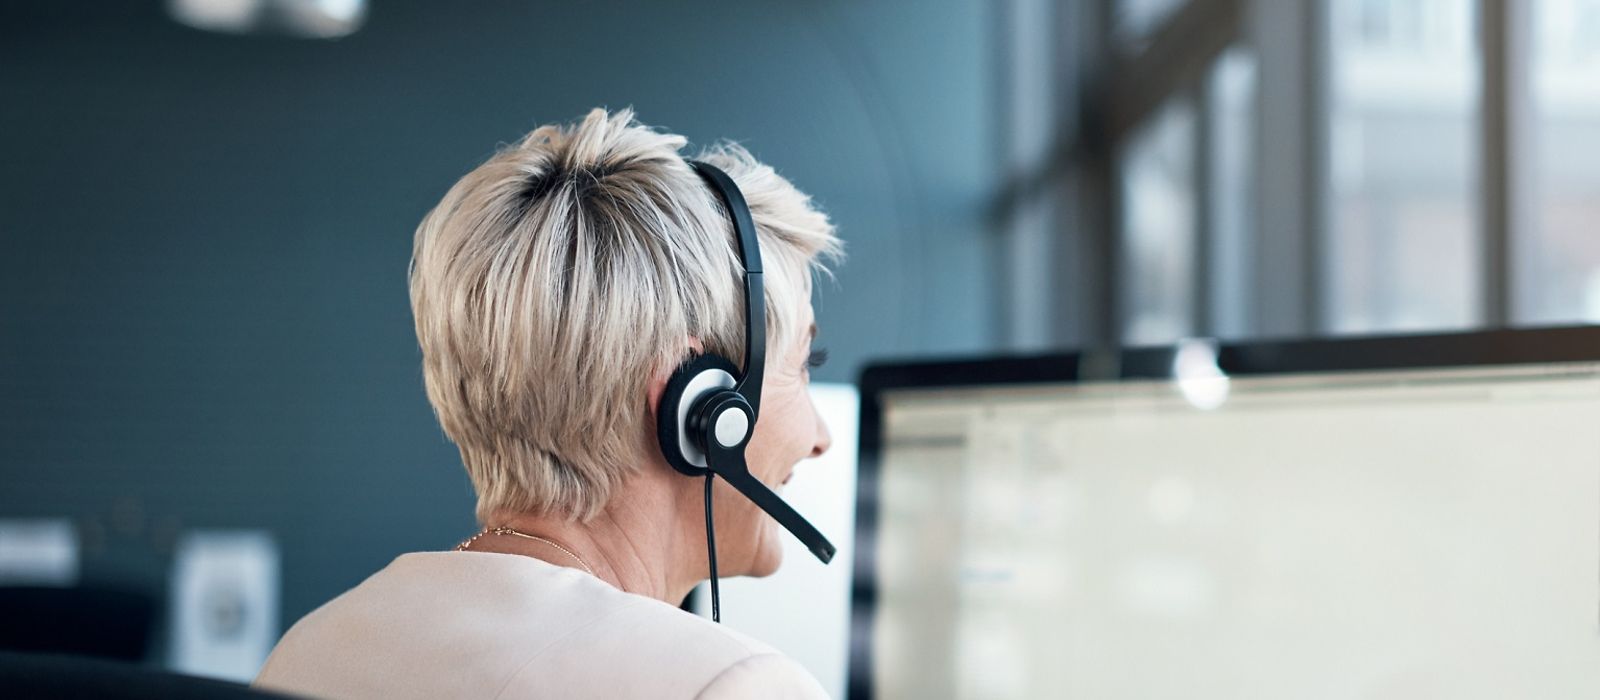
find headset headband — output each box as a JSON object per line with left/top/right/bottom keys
{"left": 687, "top": 160, "right": 765, "bottom": 413}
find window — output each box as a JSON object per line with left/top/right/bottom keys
{"left": 1121, "top": 99, "right": 1199, "bottom": 345}
{"left": 1078, "top": 0, "right": 1600, "bottom": 347}
{"left": 1325, "top": 0, "right": 1482, "bottom": 333}
{"left": 1516, "top": 0, "right": 1600, "bottom": 323}
{"left": 1206, "top": 47, "right": 1257, "bottom": 339}
{"left": 1116, "top": 0, "right": 1189, "bottom": 45}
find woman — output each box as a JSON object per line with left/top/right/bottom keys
{"left": 253, "top": 108, "right": 842, "bottom": 699}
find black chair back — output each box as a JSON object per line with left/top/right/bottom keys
{"left": 0, "top": 652, "right": 294, "bottom": 699}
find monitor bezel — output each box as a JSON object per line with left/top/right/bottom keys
{"left": 846, "top": 325, "right": 1600, "bottom": 700}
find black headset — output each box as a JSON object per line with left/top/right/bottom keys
{"left": 655, "top": 160, "right": 836, "bottom": 621}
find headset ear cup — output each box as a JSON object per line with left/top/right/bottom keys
{"left": 656, "top": 353, "right": 740, "bottom": 477}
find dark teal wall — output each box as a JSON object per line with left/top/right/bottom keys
{"left": 0, "top": 0, "right": 1003, "bottom": 633}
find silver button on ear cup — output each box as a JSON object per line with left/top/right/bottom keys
{"left": 713, "top": 408, "right": 751, "bottom": 448}
{"left": 677, "top": 368, "right": 736, "bottom": 468}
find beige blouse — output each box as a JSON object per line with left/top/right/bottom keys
{"left": 253, "top": 551, "right": 829, "bottom": 699}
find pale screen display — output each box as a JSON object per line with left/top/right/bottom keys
{"left": 870, "top": 364, "right": 1600, "bottom": 699}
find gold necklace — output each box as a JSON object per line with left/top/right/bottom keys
{"left": 456, "top": 526, "right": 596, "bottom": 577}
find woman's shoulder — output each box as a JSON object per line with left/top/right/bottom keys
{"left": 257, "top": 551, "right": 828, "bottom": 699}
{"left": 490, "top": 591, "right": 829, "bottom": 698}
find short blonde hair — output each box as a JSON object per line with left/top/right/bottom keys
{"left": 409, "top": 108, "right": 841, "bottom": 523}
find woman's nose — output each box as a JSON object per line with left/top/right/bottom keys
{"left": 809, "top": 402, "right": 833, "bottom": 458}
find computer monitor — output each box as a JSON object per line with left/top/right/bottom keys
{"left": 848, "top": 327, "right": 1600, "bottom": 699}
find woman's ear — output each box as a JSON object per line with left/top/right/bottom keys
{"left": 645, "top": 337, "right": 707, "bottom": 420}
{"left": 646, "top": 364, "right": 672, "bottom": 421}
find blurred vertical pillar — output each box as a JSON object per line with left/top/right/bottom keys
{"left": 1075, "top": 0, "right": 1119, "bottom": 353}
{"left": 1248, "top": 0, "right": 1324, "bottom": 336}
{"left": 1479, "top": 0, "right": 1530, "bottom": 328}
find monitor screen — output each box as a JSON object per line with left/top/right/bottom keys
{"left": 851, "top": 329, "right": 1600, "bottom": 699}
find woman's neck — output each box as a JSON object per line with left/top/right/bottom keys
{"left": 474, "top": 474, "right": 706, "bottom": 605}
